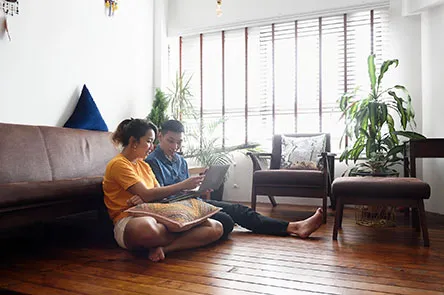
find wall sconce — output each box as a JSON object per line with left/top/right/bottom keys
{"left": 104, "top": 0, "right": 118, "bottom": 17}
{"left": 1, "top": 0, "right": 19, "bottom": 41}
{"left": 216, "top": 0, "right": 222, "bottom": 17}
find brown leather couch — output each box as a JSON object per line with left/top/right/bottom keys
{"left": 0, "top": 123, "right": 118, "bottom": 230}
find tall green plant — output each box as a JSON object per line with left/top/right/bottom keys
{"left": 184, "top": 119, "right": 233, "bottom": 167}
{"left": 167, "top": 72, "right": 197, "bottom": 121}
{"left": 147, "top": 88, "right": 169, "bottom": 129}
{"left": 339, "top": 54, "right": 425, "bottom": 175}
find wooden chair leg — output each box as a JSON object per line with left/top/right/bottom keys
{"left": 251, "top": 187, "right": 257, "bottom": 211}
{"left": 333, "top": 197, "right": 342, "bottom": 240}
{"left": 268, "top": 195, "right": 277, "bottom": 207}
{"left": 338, "top": 202, "right": 344, "bottom": 229}
{"left": 412, "top": 208, "right": 420, "bottom": 232}
{"left": 403, "top": 207, "right": 410, "bottom": 224}
{"left": 417, "top": 200, "right": 430, "bottom": 247}
{"left": 322, "top": 195, "right": 327, "bottom": 224}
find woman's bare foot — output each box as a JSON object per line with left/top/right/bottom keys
{"left": 286, "top": 208, "right": 323, "bottom": 238}
{"left": 148, "top": 247, "right": 165, "bottom": 262}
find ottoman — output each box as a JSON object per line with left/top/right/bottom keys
{"left": 332, "top": 177, "right": 431, "bottom": 246}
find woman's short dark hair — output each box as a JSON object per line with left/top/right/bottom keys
{"left": 112, "top": 118, "right": 158, "bottom": 146}
{"left": 160, "top": 120, "right": 185, "bottom": 134}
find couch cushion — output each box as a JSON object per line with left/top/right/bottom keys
{"left": 253, "top": 170, "right": 325, "bottom": 187}
{"left": 0, "top": 176, "right": 104, "bottom": 209}
{"left": 0, "top": 123, "right": 52, "bottom": 183}
{"left": 39, "top": 126, "right": 117, "bottom": 180}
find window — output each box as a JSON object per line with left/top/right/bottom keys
{"left": 169, "top": 9, "right": 389, "bottom": 152}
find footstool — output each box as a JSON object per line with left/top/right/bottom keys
{"left": 332, "top": 177, "right": 431, "bottom": 246}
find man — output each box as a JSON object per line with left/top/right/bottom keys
{"left": 146, "top": 120, "right": 323, "bottom": 240}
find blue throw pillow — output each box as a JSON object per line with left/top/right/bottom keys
{"left": 64, "top": 85, "right": 108, "bottom": 131}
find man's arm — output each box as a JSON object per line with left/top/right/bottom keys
{"left": 183, "top": 158, "right": 190, "bottom": 179}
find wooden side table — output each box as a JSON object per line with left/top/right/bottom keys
{"left": 403, "top": 138, "right": 444, "bottom": 227}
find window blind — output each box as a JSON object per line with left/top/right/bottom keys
{"left": 173, "top": 8, "right": 389, "bottom": 152}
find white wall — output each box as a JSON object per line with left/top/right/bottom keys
{"left": 389, "top": 0, "right": 423, "bottom": 181}
{"left": 153, "top": 0, "right": 169, "bottom": 89}
{"left": 168, "top": 0, "right": 389, "bottom": 36}
{"left": 420, "top": 3, "right": 444, "bottom": 214}
{"left": 0, "top": 0, "right": 154, "bottom": 130}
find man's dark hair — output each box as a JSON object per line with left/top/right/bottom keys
{"left": 161, "top": 120, "right": 185, "bottom": 134}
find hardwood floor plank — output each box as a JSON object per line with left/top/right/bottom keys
{"left": 1, "top": 204, "right": 444, "bottom": 295}
{"left": 67, "top": 261, "right": 326, "bottom": 295}
{"left": 193, "top": 244, "right": 444, "bottom": 277}
{"left": 0, "top": 269, "right": 199, "bottom": 295}
{"left": 1, "top": 279, "right": 80, "bottom": 295}
{"left": 230, "top": 265, "right": 443, "bottom": 295}
{"left": 180, "top": 249, "right": 444, "bottom": 283}
{"left": 61, "top": 264, "right": 259, "bottom": 295}
{"left": 166, "top": 255, "right": 443, "bottom": 294}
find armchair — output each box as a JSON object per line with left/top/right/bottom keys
{"left": 248, "top": 133, "right": 335, "bottom": 223}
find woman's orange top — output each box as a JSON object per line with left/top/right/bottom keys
{"left": 103, "top": 154, "right": 159, "bottom": 224}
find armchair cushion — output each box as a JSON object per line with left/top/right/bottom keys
{"left": 287, "top": 161, "right": 319, "bottom": 170}
{"left": 280, "top": 134, "right": 327, "bottom": 169}
{"left": 253, "top": 170, "right": 325, "bottom": 186}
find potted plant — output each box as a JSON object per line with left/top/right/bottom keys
{"left": 167, "top": 72, "right": 197, "bottom": 121}
{"left": 147, "top": 88, "right": 169, "bottom": 130}
{"left": 339, "top": 54, "right": 426, "bottom": 176}
{"left": 184, "top": 119, "right": 258, "bottom": 200}
{"left": 183, "top": 119, "right": 232, "bottom": 201}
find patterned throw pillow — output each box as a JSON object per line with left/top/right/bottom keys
{"left": 125, "top": 198, "right": 221, "bottom": 232}
{"left": 280, "top": 134, "right": 326, "bottom": 170}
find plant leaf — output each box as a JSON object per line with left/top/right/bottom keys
{"left": 387, "top": 145, "right": 404, "bottom": 158}
{"left": 388, "top": 91, "right": 407, "bottom": 129}
{"left": 394, "top": 131, "right": 427, "bottom": 139}
{"left": 368, "top": 54, "right": 377, "bottom": 96}
{"left": 377, "top": 59, "right": 398, "bottom": 89}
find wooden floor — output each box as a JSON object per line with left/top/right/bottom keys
{"left": 1, "top": 203, "right": 444, "bottom": 295}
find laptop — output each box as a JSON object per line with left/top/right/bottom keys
{"left": 159, "top": 165, "right": 230, "bottom": 203}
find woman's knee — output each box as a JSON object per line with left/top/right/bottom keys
{"left": 124, "top": 217, "right": 172, "bottom": 249}
{"left": 206, "top": 219, "right": 224, "bottom": 241}
{"left": 210, "top": 212, "right": 234, "bottom": 239}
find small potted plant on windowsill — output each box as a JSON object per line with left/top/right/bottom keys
{"left": 339, "top": 54, "right": 426, "bottom": 176}
{"left": 184, "top": 119, "right": 259, "bottom": 200}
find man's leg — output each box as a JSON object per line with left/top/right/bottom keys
{"left": 206, "top": 200, "right": 289, "bottom": 236}
{"left": 210, "top": 211, "right": 235, "bottom": 240}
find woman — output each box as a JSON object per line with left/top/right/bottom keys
{"left": 103, "top": 118, "right": 223, "bottom": 262}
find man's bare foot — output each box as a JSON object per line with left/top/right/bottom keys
{"left": 286, "top": 208, "right": 323, "bottom": 239}
{"left": 148, "top": 247, "right": 165, "bottom": 262}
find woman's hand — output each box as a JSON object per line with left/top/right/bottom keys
{"left": 127, "top": 195, "right": 144, "bottom": 206}
{"left": 180, "top": 175, "right": 205, "bottom": 190}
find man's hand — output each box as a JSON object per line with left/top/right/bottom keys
{"left": 127, "top": 195, "right": 144, "bottom": 206}
{"left": 180, "top": 175, "right": 205, "bottom": 190}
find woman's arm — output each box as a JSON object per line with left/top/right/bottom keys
{"left": 126, "top": 175, "right": 204, "bottom": 203}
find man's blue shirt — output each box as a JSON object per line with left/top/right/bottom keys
{"left": 146, "top": 145, "right": 189, "bottom": 187}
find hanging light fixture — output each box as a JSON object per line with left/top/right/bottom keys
{"left": 216, "top": 0, "right": 222, "bottom": 17}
